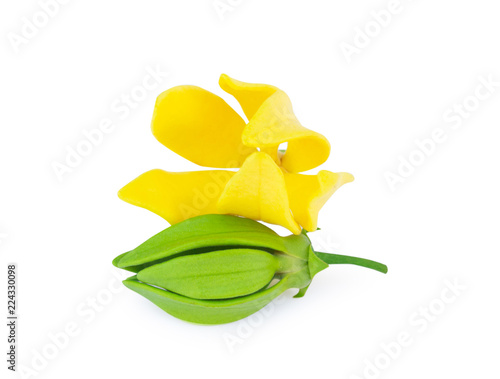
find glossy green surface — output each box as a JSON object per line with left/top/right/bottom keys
{"left": 113, "top": 215, "right": 387, "bottom": 325}
{"left": 137, "top": 249, "right": 279, "bottom": 300}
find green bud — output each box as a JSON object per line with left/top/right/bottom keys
{"left": 113, "top": 214, "right": 387, "bottom": 325}
{"left": 137, "top": 249, "right": 279, "bottom": 300}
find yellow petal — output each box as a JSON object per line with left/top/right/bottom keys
{"left": 151, "top": 85, "right": 256, "bottom": 168}
{"left": 118, "top": 169, "right": 234, "bottom": 225}
{"left": 284, "top": 171, "right": 354, "bottom": 231}
{"left": 219, "top": 74, "right": 278, "bottom": 120}
{"left": 219, "top": 74, "right": 330, "bottom": 173}
{"left": 217, "top": 152, "right": 301, "bottom": 235}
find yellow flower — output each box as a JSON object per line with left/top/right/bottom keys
{"left": 118, "top": 74, "right": 353, "bottom": 234}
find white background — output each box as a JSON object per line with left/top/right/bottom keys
{"left": 1, "top": 0, "right": 499, "bottom": 378}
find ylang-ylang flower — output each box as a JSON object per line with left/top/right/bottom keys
{"left": 118, "top": 74, "right": 353, "bottom": 234}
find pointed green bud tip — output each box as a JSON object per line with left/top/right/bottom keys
{"left": 294, "top": 285, "right": 310, "bottom": 298}
{"left": 308, "top": 247, "right": 329, "bottom": 279}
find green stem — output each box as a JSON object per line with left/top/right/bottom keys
{"left": 315, "top": 252, "right": 388, "bottom": 274}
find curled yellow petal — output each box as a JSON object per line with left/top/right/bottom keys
{"left": 219, "top": 74, "right": 278, "bottom": 120}
{"left": 217, "top": 152, "right": 301, "bottom": 235}
{"left": 118, "top": 169, "right": 234, "bottom": 225}
{"left": 151, "top": 85, "right": 256, "bottom": 169}
{"left": 219, "top": 74, "right": 330, "bottom": 173}
{"left": 284, "top": 171, "right": 354, "bottom": 231}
